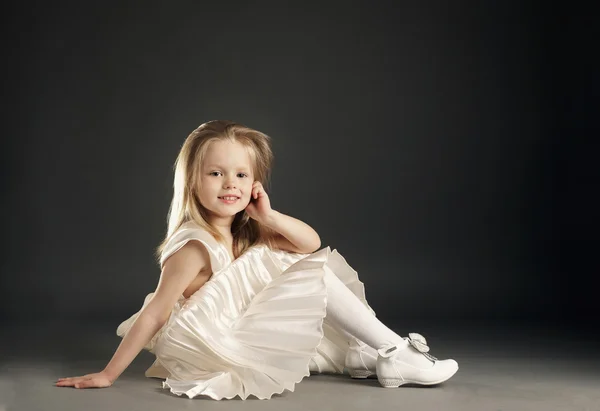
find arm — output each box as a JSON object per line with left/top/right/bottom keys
{"left": 56, "top": 241, "right": 211, "bottom": 389}
{"left": 263, "top": 210, "right": 321, "bottom": 254}
{"left": 245, "top": 181, "right": 321, "bottom": 254}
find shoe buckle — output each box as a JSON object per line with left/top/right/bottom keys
{"left": 378, "top": 344, "right": 400, "bottom": 358}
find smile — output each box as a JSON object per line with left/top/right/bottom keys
{"left": 218, "top": 196, "right": 239, "bottom": 204}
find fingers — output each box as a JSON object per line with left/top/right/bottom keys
{"left": 56, "top": 377, "right": 77, "bottom": 386}
{"left": 56, "top": 376, "right": 90, "bottom": 388}
{"left": 252, "top": 182, "right": 265, "bottom": 199}
{"left": 56, "top": 376, "right": 77, "bottom": 384}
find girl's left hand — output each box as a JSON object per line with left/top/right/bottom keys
{"left": 245, "top": 181, "right": 273, "bottom": 224}
{"left": 55, "top": 371, "right": 114, "bottom": 389}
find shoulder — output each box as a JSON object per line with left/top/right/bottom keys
{"left": 160, "top": 221, "right": 220, "bottom": 270}
{"left": 169, "top": 221, "right": 217, "bottom": 244}
{"left": 162, "top": 240, "right": 211, "bottom": 274}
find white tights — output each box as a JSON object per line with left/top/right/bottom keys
{"left": 323, "top": 267, "right": 405, "bottom": 350}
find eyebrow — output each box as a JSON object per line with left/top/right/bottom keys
{"left": 205, "top": 164, "right": 251, "bottom": 171}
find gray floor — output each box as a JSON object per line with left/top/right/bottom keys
{"left": 1, "top": 321, "right": 598, "bottom": 411}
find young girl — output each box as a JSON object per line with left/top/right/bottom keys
{"left": 55, "top": 120, "right": 458, "bottom": 400}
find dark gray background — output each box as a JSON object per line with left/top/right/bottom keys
{"left": 2, "top": 1, "right": 597, "bottom": 329}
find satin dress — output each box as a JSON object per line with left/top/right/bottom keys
{"left": 116, "top": 221, "right": 375, "bottom": 400}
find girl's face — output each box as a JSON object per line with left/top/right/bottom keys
{"left": 198, "top": 140, "right": 255, "bottom": 223}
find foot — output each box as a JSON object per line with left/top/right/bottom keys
{"left": 376, "top": 333, "right": 458, "bottom": 387}
{"left": 345, "top": 339, "right": 378, "bottom": 379}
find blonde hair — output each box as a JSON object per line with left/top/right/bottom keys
{"left": 155, "top": 120, "right": 275, "bottom": 264}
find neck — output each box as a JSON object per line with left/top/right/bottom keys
{"left": 207, "top": 216, "right": 234, "bottom": 240}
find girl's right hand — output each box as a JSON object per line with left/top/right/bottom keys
{"left": 55, "top": 370, "right": 114, "bottom": 389}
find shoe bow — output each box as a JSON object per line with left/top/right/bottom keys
{"left": 407, "top": 333, "right": 429, "bottom": 352}
{"left": 378, "top": 333, "right": 439, "bottom": 361}
{"left": 407, "top": 333, "right": 438, "bottom": 361}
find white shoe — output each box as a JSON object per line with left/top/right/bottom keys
{"left": 376, "top": 333, "right": 458, "bottom": 387}
{"left": 345, "top": 339, "right": 378, "bottom": 379}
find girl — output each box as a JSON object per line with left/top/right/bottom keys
{"left": 55, "top": 120, "right": 458, "bottom": 400}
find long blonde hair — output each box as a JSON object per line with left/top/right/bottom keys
{"left": 155, "top": 120, "right": 275, "bottom": 264}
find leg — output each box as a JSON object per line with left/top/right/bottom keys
{"left": 323, "top": 266, "right": 405, "bottom": 350}
{"left": 323, "top": 266, "right": 439, "bottom": 371}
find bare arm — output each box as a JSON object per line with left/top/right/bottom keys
{"left": 246, "top": 181, "right": 320, "bottom": 254}
{"left": 263, "top": 210, "right": 321, "bottom": 254}
{"left": 56, "top": 241, "right": 211, "bottom": 389}
{"left": 103, "top": 310, "right": 165, "bottom": 381}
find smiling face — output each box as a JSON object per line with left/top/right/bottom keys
{"left": 198, "top": 139, "right": 255, "bottom": 226}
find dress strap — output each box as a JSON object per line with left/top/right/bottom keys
{"left": 160, "top": 221, "right": 229, "bottom": 272}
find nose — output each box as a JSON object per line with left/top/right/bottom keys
{"left": 223, "top": 176, "right": 237, "bottom": 189}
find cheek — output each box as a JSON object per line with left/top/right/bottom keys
{"left": 243, "top": 181, "right": 254, "bottom": 194}
{"left": 198, "top": 181, "right": 215, "bottom": 200}
{"left": 241, "top": 184, "right": 253, "bottom": 201}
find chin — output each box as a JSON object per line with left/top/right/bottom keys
{"left": 203, "top": 206, "right": 234, "bottom": 219}
{"left": 206, "top": 199, "right": 248, "bottom": 219}
{"left": 217, "top": 210, "right": 240, "bottom": 218}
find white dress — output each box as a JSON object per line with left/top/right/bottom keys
{"left": 116, "top": 221, "right": 375, "bottom": 400}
